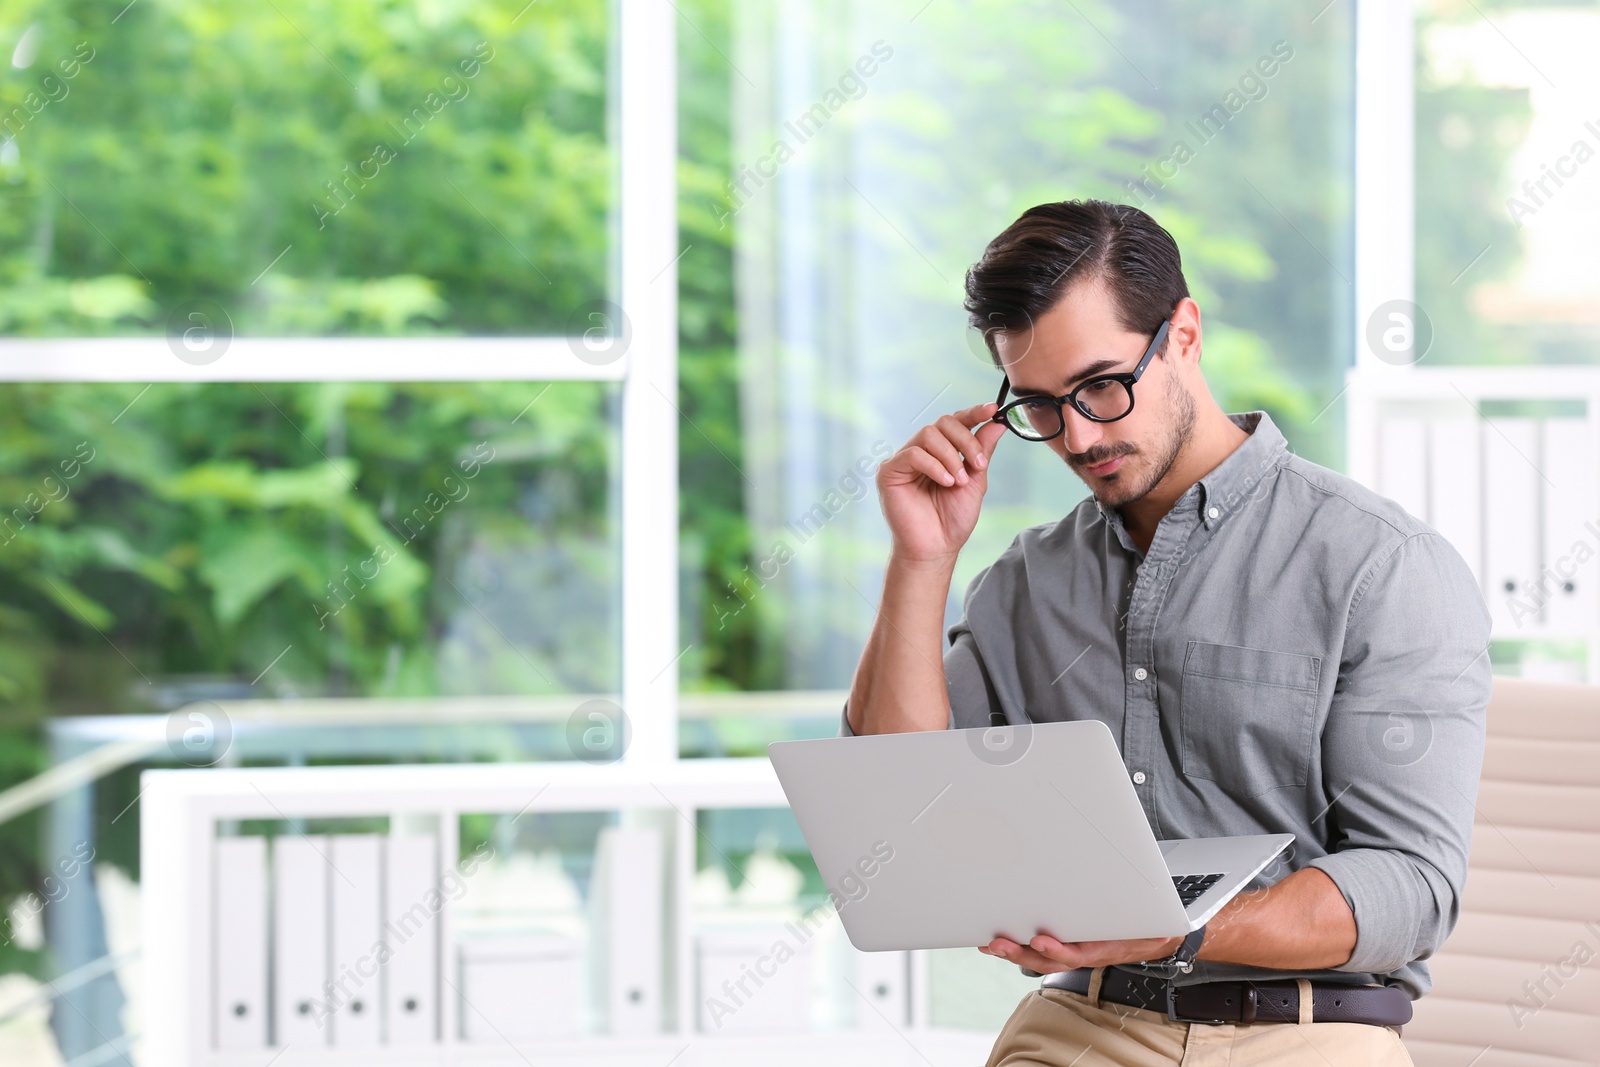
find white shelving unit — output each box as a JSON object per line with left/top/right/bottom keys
{"left": 140, "top": 758, "right": 997, "bottom": 1066}
{"left": 1346, "top": 365, "right": 1600, "bottom": 681}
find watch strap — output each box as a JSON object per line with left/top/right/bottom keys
{"left": 1126, "top": 923, "right": 1206, "bottom": 979}
{"left": 1172, "top": 923, "right": 1206, "bottom": 970}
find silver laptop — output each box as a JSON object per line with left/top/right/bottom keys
{"left": 768, "top": 719, "right": 1293, "bottom": 951}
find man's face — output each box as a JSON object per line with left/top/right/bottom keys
{"left": 993, "top": 279, "right": 1197, "bottom": 508}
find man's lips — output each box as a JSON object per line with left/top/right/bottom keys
{"left": 1079, "top": 454, "right": 1128, "bottom": 477}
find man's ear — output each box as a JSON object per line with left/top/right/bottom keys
{"left": 1168, "top": 297, "right": 1203, "bottom": 365}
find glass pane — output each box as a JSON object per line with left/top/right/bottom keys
{"left": 0, "top": 1, "right": 609, "bottom": 338}
{"left": 678, "top": 0, "right": 1354, "bottom": 733}
{"left": 0, "top": 381, "right": 619, "bottom": 708}
{"left": 1416, "top": 0, "right": 1600, "bottom": 365}
{"left": 925, "top": 948, "right": 1041, "bottom": 1030}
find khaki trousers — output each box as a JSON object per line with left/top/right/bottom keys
{"left": 985, "top": 977, "right": 1414, "bottom": 1066}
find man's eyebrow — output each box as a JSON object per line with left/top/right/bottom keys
{"left": 1010, "top": 357, "right": 1121, "bottom": 397}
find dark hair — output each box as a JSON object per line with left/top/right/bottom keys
{"left": 962, "top": 199, "right": 1189, "bottom": 364}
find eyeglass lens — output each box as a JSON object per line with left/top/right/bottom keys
{"left": 1003, "top": 380, "right": 1132, "bottom": 439}
{"left": 1004, "top": 401, "right": 1062, "bottom": 440}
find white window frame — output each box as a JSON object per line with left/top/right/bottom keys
{"left": 0, "top": 0, "right": 681, "bottom": 769}
{"left": 0, "top": 0, "right": 1427, "bottom": 768}
{"left": 1353, "top": 0, "right": 1415, "bottom": 375}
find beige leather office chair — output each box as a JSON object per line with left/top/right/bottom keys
{"left": 1403, "top": 676, "right": 1600, "bottom": 1066}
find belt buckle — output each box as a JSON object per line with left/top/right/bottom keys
{"left": 1165, "top": 983, "right": 1256, "bottom": 1025}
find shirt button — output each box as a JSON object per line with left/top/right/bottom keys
{"left": 1133, "top": 667, "right": 1148, "bottom": 681}
{"left": 1132, "top": 771, "right": 1147, "bottom": 785}
{"left": 1207, "top": 506, "right": 1220, "bottom": 519}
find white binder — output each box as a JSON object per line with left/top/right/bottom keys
{"left": 1542, "top": 418, "right": 1598, "bottom": 631}
{"left": 214, "top": 836, "right": 267, "bottom": 1049}
{"left": 329, "top": 834, "right": 383, "bottom": 1046}
{"left": 1377, "top": 416, "right": 1428, "bottom": 521}
{"left": 1484, "top": 418, "right": 1541, "bottom": 630}
{"left": 384, "top": 834, "right": 439, "bottom": 1044}
{"left": 1427, "top": 418, "right": 1483, "bottom": 588}
{"left": 273, "top": 835, "right": 329, "bottom": 1046}
{"left": 589, "top": 826, "right": 664, "bottom": 1036}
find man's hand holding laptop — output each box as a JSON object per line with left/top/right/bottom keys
{"left": 977, "top": 931, "right": 1184, "bottom": 974}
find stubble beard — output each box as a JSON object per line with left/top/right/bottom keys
{"left": 1075, "top": 371, "right": 1197, "bottom": 508}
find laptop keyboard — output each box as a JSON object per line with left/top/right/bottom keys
{"left": 1171, "top": 873, "right": 1224, "bottom": 907}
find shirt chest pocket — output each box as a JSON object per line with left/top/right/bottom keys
{"left": 1178, "top": 641, "right": 1321, "bottom": 797}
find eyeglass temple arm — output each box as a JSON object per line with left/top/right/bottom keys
{"left": 993, "top": 375, "right": 1010, "bottom": 412}
{"left": 1135, "top": 319, "right": 1172, "bottom": 375}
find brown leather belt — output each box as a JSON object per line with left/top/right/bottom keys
{"left": 1040, "top": 967, "right": 1412, "bottom": 1027}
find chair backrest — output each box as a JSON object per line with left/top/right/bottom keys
{"left": 1404, "top": 676, "right": 1600, "bottom": 1066}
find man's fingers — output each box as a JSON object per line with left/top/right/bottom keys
{"left": 949, "top": 401, "right": 999, "bottom": 426}
{"left": 1022, "top": 936, "right": 1080, "bottom": 967}
{"left": 913, "top": 426, "right": 971, "bottom": 485}
{"left": 983, "top": 935, "right": 1138, "bottom": 973}
{"left": 934, "top": 413, "right": 988, "bottom": 472}
{"left": 975, "top": 417, "right": 1007, "bottom": 457}
{"left": 900, "top": 446, "right": 957, "bottom": 487}
{"left": 880, "top": 401, "right": 1002, "bottom": 489}
{"left": 997, "top": 944, "right": 1070, "bottom": 973}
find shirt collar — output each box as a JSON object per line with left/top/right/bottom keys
{"left": 1094, "top": 411, "right": 1287, "bottom": 539}
{"left": 1192, "top": 411, "right": 1287, "bottom": 531}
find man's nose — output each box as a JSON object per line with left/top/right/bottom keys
{"left": 1061, "top": 405, "right": 1105, "bottom": 456}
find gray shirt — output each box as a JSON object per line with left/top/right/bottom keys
{"left": 842, "top": 411, "right": 1491, "bottom": 998}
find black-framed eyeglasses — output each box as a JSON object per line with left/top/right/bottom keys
{"left": 990, "top": 319, "right": 1171, "bottom": 442}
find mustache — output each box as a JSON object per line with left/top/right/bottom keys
{"left": 1068, "top": 443, "right": 1136, "bottom": 468}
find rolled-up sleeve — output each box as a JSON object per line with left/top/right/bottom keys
{"left": 1308, "top": 532, "right": 1492, "bottom": 975}
{"left": 839, "top": 567, "right": 1004, "bottom": 736}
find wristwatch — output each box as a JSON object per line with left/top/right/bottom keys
{"left": 1128, "top": 924, "right": 1206, "bottom": 980}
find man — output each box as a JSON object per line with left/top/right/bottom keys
{"left": 842, "top": 200, "right": 1490, "bottom": 1065}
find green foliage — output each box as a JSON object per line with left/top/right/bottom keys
{"left": 0, "top": 380, "right": 617, "bottom": 703}
{"left": 0, "top": 0, "right": 610, "bottom": 335}
{"left": 1414, "top": 6, "right": 1533, "bottom": 364}
{"left": 675, "top": 0, "right": 769, "bottom": 690}
{"left": 673, "top": 0, "right": 1360, "bottom": 691}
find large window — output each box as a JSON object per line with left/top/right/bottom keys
{"left": 674, "top": 0, "right": 1358, "bottom": 1028}
{"left": 1416, "top": 0, "right": 1600, "bottom": 366}
{"left": 678, "top": 0, "right": 1355, "bottom": 701}
{"left": 0, "top": 1, "right": 640, "bottom": 1036}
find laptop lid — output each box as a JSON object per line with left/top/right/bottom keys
{"left": 768, "top": 719, "right": 1193, "bottom": 951}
